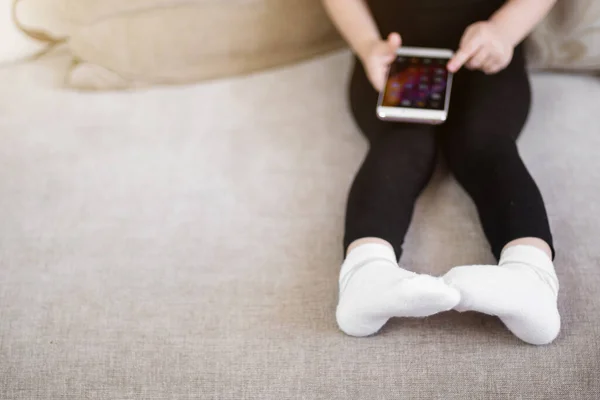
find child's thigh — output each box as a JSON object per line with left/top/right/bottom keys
{"left": 348, "top": 58, "right": 436, "bottom": 149}
{"left": 442, "top": 47, "right": 532, "bottom": 144}
{"left": 348, "top": 58, "right": 389, "bottom": 141}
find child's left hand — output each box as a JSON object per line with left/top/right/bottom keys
{"left": 447, "top": 21, "right": 514, "bottom": 74}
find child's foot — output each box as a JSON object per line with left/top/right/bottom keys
{"left": 443, "top": 245, "right": 560, "bottom": 345}
{"left": 336, "top": 243, "right": 461, "bottom": 337}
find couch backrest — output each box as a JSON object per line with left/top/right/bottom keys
{"left": 527, "top": 0, "right": 600, "bottom": 70}
{"left": 2, "top": 0, "right": 598, "bottom": 90}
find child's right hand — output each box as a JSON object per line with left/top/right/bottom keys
{"left": 359, "top": 33, "right": 402, "bottom": 92}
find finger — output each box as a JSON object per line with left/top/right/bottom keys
{"left": 448, "top": 24, "right": 484, "bottom": 72}
{"left": 466, "top": 48, "right": 491, "bottom": 70}
{"left": 448, "top": 37, "right": 483, "bottom": 72}
{"left": 482, "top": 59, "right": 502, "bottom": 75}
{"left": 448, "top": 45, "right": 479, "bottom": 73}
{"left": 387, "top": 32, "right": 402, "bottom": 51}
{"left": 381, "top": 34, "right": 401, "bottom": 64}
{"left": 383, "top": 33, "right": 402, "bottom": 61}
{"left": 482, "top": 51, "right": 510, "bottom": 74}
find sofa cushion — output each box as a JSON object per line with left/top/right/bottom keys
{"left": 1, "top": 50, "right": 600, "bottom": 399}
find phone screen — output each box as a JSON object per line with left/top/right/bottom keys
{"left": 381, "top": 55, "right": 450, "bottom": 110}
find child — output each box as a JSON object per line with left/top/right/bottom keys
{"left": 323, "top": 0, "right": 560, "bottom": 345}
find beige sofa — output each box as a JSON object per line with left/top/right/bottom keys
{"left": 1, "top": 1, "right": 599, "bottom": 399}
{"left": 3, "top": 0, "right": 599, "bottom": 89}
{"left": 5, "top": 0, "right": 344, "bottom": 89}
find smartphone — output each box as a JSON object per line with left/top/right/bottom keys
{"left": 377, "top": 47, "right": 454, "bottom": 125}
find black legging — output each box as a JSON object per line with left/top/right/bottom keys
{"left": 344, "top": 0, "right": 554, "bottom": 260}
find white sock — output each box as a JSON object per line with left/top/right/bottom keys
{"left": 336, "top": 243, "right": 461, "bottom": 337}
{"left": 444, "top": 245, "right": 560, "bottom": 345}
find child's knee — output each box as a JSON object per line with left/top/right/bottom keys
{"left": 444, "top": 133, "right": 518, "bottom": 172}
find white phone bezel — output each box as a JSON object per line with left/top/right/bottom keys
{"left": 376, "top": 47, "right": 455, "bottom": 125}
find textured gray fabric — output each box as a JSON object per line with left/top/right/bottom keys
{"left": 1, "top": 52, "right": 599, "bottom": 399}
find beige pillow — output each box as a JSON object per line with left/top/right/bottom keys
{"left": 10, "top": 0, "right": 598, "bottom": 91}
{"left": 12, "top": 0, "right": 344, "bottom": 90}
{"left": 0, "top": 0, "right": 64, "bottom": 64}
{"left": 527, "top": 0, "right": 600, "bottom": 70}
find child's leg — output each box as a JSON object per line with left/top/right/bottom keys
{"left": 336, "top": 61, "right": 460, "bottom": 337}
{"left": 439, "top": 47, "right": 560, "bottom": 345}
{"left": 345, "top": 60, "right": 439, "bottom": 258}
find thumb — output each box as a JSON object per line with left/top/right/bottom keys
{"left": 387, "top": 33, "right": 402, "bottom": 53}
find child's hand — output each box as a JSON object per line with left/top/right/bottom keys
{"left": 447, "top": 21, "right": 513, "bottom": 74}
{"left": 360, "top": 33, "right": 402, "bottom": 92}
